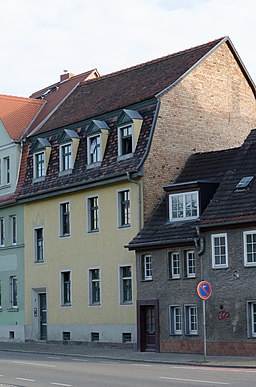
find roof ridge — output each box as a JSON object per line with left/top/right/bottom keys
{"left": 79, "top": 37, "right": 226, "bottom": 88}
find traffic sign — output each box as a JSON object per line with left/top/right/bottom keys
{"left": 197, "top": 281, "right": 212, "bottom": 300}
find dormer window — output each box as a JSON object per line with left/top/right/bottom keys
{"left": 32, "top": 138, "right": 51, "bottom": 182}
{"left": 169, "top": 191, "right": 199, "bottom": 221}
{"left": 117, "top": 109, "right": 143, "bottom": 159}
{"left": 86, "top": 120, "right": 109, "bottom": 167}
{"left": 59, "top": 129, "right": 80, "bottom": 175}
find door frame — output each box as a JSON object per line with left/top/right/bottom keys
{"left": 137, "top": 299, "right": 160, "bottom": 352}
{"left": 32, "top": 287, "right": 47, "bottom": 341}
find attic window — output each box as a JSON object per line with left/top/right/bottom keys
{"left": 236, "top": 176, "right": 254, "bottom": 190}
{"left": 169, "top": 191, "right": 199, "bottom": 221}
{"left": 117, "top": 109, "right": 143, "bottom": 160}
{"left": 36, "top": 85, "right": 59, "bottom": 99}
{"left": 32, "top": 138, "right": 51, "bottom": 181}
{"left": 59, "top": 129, "right": 80, "bottom": 174}
{"left": 86, "top": 120, "right": 110, "bottom": 167}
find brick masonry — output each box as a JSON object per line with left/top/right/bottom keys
{"left": 143, "top": 42, "right": 256, "bottom": 222}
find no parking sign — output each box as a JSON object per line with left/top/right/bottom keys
{"left": 197, "top": 281, "right": 212, "bottom": 300}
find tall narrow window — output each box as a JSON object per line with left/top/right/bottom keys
{"left": 185, "top": 305, "right": 198, "bottom": 335}
{"left": 61, "top": 271, "right": 71, "bottom": 306}
{"left": 211, "top": 233, "right": 228, "bottom": 268}
{"left": 168, "top": 252, "right": 180, "bottom": 279}
{"left": 119, "top": 125, "right": 133, "bottom": 156}
{"left": 10, "top": 216, "right": 17, "bottom": 245}
{"left": 244, "top": 231, "right": 256, "bottom": 266}
{"left": 89, "top": 268, "right": 100, "bottom": 305}
{"left": 120, "top": 266, "right": 132, "bottom": 304}
{"left": 60, "top": 143, "right": 72, "bottom": 171}
{"left": 34, "top": 152, "right": 45, "bottom": 179}
{"left": 10, "top": 276, "right": 17, "bottom": 308}
{"left": 169, "top": 305, "right": 182, "bottom": 335}
{"left": 35, "top": 228, "right": 44, "bottom": 262}
{"left": 60, "top": 202, "right": 70, "bottom": 236}
{"left": 185, "top": 250, "right": 195, "bottom": 278}
{"left": 118, "top": 190, "right": 130, "bottom": 227}
{"left": 4, "top": 157, "right": 10, "bottom": 184}
{"left": 88, "top": 197, "right": 99, "bottom": 232}
{"left": 142, "top": 254, "right": 152, "bottom": 280}
{"left": 0, "top": 279, "right": 2, "bottom": 309}
{"left": 88, "top": 135, "right": 101, "bottom": 164}
{"left": 0, "top": 218, "right": 5, "bottom": 247}
{"left": 247, "top": 301, "right": 256, "bottom": 338}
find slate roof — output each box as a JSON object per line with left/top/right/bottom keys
{"left": 128, "top": 147, "right": 237, "bottom": 250}
{"left": 28, "top": 69, "right": 98, "bottom": 135}
{"left": 35, "top": 37, "right": 229, "bottom": 135}
{"left": 0, "top": 95, "right": 44, "bottom": 141}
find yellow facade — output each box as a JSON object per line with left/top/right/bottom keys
{"left": 24, "top": 179, "right": 141, "bottom": 342}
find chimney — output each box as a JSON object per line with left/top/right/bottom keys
{"left": 60, "top": 72, "right": 75, "bottom": 82}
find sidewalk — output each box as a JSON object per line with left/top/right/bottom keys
{"left": 0, "top": 341, "right": 256, "bottom": 368}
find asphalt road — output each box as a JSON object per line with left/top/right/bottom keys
{"left": 0, "top": 351, "right": 256, "bottom": 386}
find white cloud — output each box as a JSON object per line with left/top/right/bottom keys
{"left": 0, "top": 0, "right": 256, "bottom": 96}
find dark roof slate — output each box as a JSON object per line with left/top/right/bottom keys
{"left": 36, "top": 38, "right": 226, "bottom": 135}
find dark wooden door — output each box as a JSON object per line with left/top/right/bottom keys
{"left": 141, "top": 306, "right": 156, "bottom": 351}
{"left": 39, "top": 293, "right": 47, "bottom": 340}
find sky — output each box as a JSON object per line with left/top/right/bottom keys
{"left": 1, "top": 0, "right": 255, "bottom": 97}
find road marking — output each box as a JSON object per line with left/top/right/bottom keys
{"left": 50, "top": 383, "right": 72, "bottom": 387}
{"left": 16, "top": 377, "right": 35, "bottom": 382}
{"left": 160, "top": 376, "right": 230, "bottom": 385}
{"left": 12, "top": 360, "right": 56, "bottom": 368}
{"left": 71, "top": 358, "right": 89, "bottom": 362}
{"left": 132, "top": 363, "right": 152, "bottom": 367}
{"left": 47, "top": 356, "right": 62, "bottom": 360}
{"left": 171, "top": 365, "right": 256, "bottom": 373}
{"left": 100, "top": 361, "right": 119, "bottom": 364}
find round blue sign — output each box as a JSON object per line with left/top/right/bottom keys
{"left": 197, "top": 281, "right": 212, "bottom": 300}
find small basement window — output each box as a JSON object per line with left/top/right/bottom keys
{"left": 63, "top": 331, "right": 71, "bottom": 341}
{"left": 91, "top": 332, "right": 99, "bottom": 342}
{"left": 122, "top": 333, "right": 132, "bottom": 343}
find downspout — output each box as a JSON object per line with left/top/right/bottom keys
{"left": 194, "top": 226, "right": 205, "bottom": 281}
{"left": 127, "top": 172, "right": 142, "bottom": 231}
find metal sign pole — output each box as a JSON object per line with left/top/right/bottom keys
{"left": 203, "top": 299, "right": 207, "bottom": 362}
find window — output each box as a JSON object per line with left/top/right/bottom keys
{"left": 185, "top": 305, "right": 198, "bottom": 335}
{"left": 168, "top": 252, "right": 180, "bottom": 279}
{"left": 10, "top": 216, "right": 17, "bottom": 245}
{"left": 118, "top": 190, "right": 130, "bottom": 227}
{"left": 211, "top": 233, "right": 228, "bottom": 268}
{"left": 89, "top": 268, "right": 100, "bottom": 305}
{"left": 60, "top": 202, "right": 70, "bottom": 237}
{"left": 169, "top": 191, "right": 199, "bottom": 221}
{"left": 3, "top": 157, "right": 10, "bottom": 184}
{"left": 0, "top": 218, "right": 5, "bottom": 247}
{"left": 120, "top": 266, "right": 132, "bottom": 304}
{"left": 142, "top": 254, "right": 152, "bottom": 280}
{"left": 247, "top": 301, "right": 256, "bottom": 338}
{"left": 118, "top": 125, "right": 133, "bottom": 156}
{"left": 61, "top": 271, "right": 71, "bottom": 306}
{"left": 0, "top": 279, "right": 2, "bottom": 309}
{"left": 244, "top": 231, "right": 256, "bottom": 266}
{"left": 34, "top": 151, "right": 45, "bottom": 179}
{"left": 88, "top": 196, "right": 99, "bottom": 232}
{"left": 88, "top": 135, "right": 101, "bottom": 164}
{"left": 185, "top": 250, "right": 195, "bottom": 278}
{"left": 10, "top": 276, "right": 17, "bottom": 308}
{"left": 60, "top": 143, "right": 72, "bottom": 172}
{"left": 35, "top": 227, "right": 44, "bottom": 262}
{"left": 169, "top": 305, "right": 182, "bottom": 335}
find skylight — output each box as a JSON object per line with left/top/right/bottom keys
{"left": 236, "top": 176, "right": 254, "bottom": 190}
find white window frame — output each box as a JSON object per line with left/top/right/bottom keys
{"left": 0, "top": 217, "right": 5, "bottom": 247}
{"left": 247, "top": 301, "right": 256, "bottom": 338}
{"left": 10, "top": 215, "right": 17, "bottom": 246}
{"left": 168, "top": 251, "right": 180, "bottom": 279}
{"left": 89, "top": 268, "right": 101, "bottom": 306}
{"left": 185, "top": 250, "right": 195, "bottom": 278}
{"left": 60, "top": 270, "right": 72, "bottom": 307}
{"left": 10, "top": 275, "right": 17, "bottom": 309}
{"left": 118, "top": 124, "right": 134, "bottom": 157}
{"left": 87, "top": 195, "right": 99, "bottom": 232}
{"left": 34, "top": 227, "right": 44, "bottom": 263}
{"left": 87, "top": 134, "right": 102, "bottom": 165}
{"left": 118, "top": 189, "right": 131, "bottom": 228}
{"left": 169, "top": 191, "right": 199, "bottom": 221}
{"left": 185, "top": 304, "right": 198, "bottom": 335}
{"left": 60, "top": 142, "right": 73, "bottom": 172}
{"left": 59, "top": 201, "right": 71, "bottom": 237}
{"left": 211, "top": 233, "right": 228, "bottom": 268}
{"left": 119, "top": 265, "right": 133, "bottom": 305}
{"left": 3, "top": 156, "right": 10, "bottom": 185}
{"left": 243, "top": 231, "right": 256, "bottom": 267}
{"left": 142, "top": 254, "right": 152, "bottom": 280}
{"left": 169, "top": 305, "right": 182, "bottom": 335}
{"left": 33, "top": 151, "right": 46, "bottom": 179}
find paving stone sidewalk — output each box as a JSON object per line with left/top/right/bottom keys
{"left": 0, "top": 341, "right": 256, "bottom": 368}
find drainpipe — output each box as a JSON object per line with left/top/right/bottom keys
{"left": 194, "top": 226, "right": 205, "bottom": 281}
{"left": 127, "top": 172, "right": 142, "bottom": 231}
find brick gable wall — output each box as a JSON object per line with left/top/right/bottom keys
{"left": 143, "top": 42, "right": 256, "bottom": 222}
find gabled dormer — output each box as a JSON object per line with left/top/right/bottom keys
{"left": 117, "top": 109, "right": 143, "bottom": 159}
{"left": 59, "top": 129, "right": 80, "bottom": 175}
{"left": 32, "top": 138, "right": 51, "bottom": 181}
{"left": 86, "top": 120, "right": 110, "bottom": 167}
{"left": 164, "top": 181, "right": 219, "bottom": 222}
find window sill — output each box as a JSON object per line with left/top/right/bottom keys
{"left": 61, "top": 304, "right": 72, "bottom": 308}
{"left": 87, "top": 229, "right": 99, "bottom": 234}
{"left": 34, "top": 260, "right": 45, "bottom": 264}
{"left": 244, "top": 263, "right": 256, "bottom": 267}
{"left": 118, "top": 224, "right": 131, "bottom": 229}
{"left": 120, "top": 302, "right": 133, "bottom": 306}
{"left": 8, "top": 307, "right": 19, "bottom": 312}
{"left": 60, "top": 234, "right": 71, "bottom": 238}
{"left": 212, "top": 265, "right": 228, "bottom": 269}
{"left": 59, "top": 169, "right": 73, "bottom": 177}
{"left": 142, "top": 278, "right": 153, "bottom": 282}
{"left": 0, "top": 183, "right": 11, "bottom": 190}
{"left": 89, "top": 303, "right": 101, "bottom": 307}
{"left": 87, "top": 162, "right": 102, "bottom": 169}
{"left": 33, "top": 176, "right": 46, "bottom": 183}
{"left": 117, "top": 153, "right": 133, "bottom": 161}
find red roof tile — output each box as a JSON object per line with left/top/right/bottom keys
{"left": 0, "top": 95, "right": 44, "bottom": 141}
